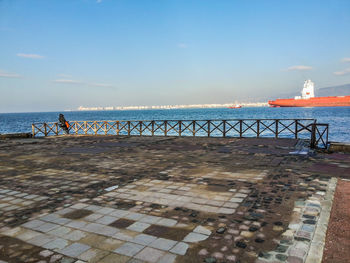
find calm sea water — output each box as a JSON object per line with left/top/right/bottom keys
{"left": 0, "top": 107, "right": 349, "bottom": 142}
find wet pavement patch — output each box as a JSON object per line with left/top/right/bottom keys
{"left": 109, "top": 218, "right": 135, "bottom": 228}
{"left": 143, "top": 225, "right": 191, "bottom": 241}
{"left": 63, "top": 209, "right": 93, "bottom": 219}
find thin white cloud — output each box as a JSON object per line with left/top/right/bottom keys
{"left": 286, "top": 65, "right": 313, "bottom": 71}
{"left": 96, "top": 0, "right": 102, "bottom": 3}
{"left": 341, "top": 57, "right": 350, "bottom": 63}
{"left": 334, "top": 68, "right": 350, "bottom": 76}
{"left": 177, "top": 43, "right": 188, "bottom": 49}
{"left": 53, "top": 79, "right": 83, "bottom": 85}
{"left": 17, "top": 53, "right": 44, "bottom": 59}
{"left": 87, "top": 83, "right": 113, "bottom": 88}
{"left": 53, "top": 78, "right": 113, "bottom": 88}
{"left": 57, "top": 74, "right": 73, "bottom": 78}
{"left": 0, "top": 70, "right": 21, "bottom": 78}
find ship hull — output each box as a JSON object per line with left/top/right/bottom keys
{"left": 268, "top": 96, "right": 350, "bottom": 107}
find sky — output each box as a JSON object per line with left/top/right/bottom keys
{"left": 1, "top": 0, "right": 350, "bottom": 112}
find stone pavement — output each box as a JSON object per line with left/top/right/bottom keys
{"left": 0, "top": 135, "right": 349, "bottom": 263}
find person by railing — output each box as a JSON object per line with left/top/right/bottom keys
{"left": 58, "top": 114, "right": 70, "bottom": 134}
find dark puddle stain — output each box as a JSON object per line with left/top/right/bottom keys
{"left": 63, "top": 209, "right": 93, "bottom": 219}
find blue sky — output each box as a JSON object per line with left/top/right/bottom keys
{"left": 1, "top": 0, "right": 350, "bottom": 112}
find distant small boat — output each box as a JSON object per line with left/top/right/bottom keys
{"left": 229, "top": 104, "right": 242, "bottom": 109}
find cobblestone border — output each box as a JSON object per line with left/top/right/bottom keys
{"left": 305, "top": 177, "right": 337, "bottom": 263}
{"left": 256, "top": 177, "right": 337, "bottom": 263}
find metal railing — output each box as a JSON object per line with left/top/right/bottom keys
{"left": 32, "top": 119, "right": 329, "bottom": 148}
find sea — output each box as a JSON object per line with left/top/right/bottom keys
{"left": 0, "top": 107, "right": 349, "bottom": 142}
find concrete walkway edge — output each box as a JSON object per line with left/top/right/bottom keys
{"left": 305, "top": 177, "right": 337, "bottom": 263}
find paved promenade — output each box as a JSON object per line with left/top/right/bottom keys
{"left": 0, "top": 135, "right": 349, "bottom": 263}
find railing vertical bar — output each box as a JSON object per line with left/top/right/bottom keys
{"left": 164, "top": 121, "right": 167, "bottom": 136}
{"left": 257, "top": 120, "right": 260, "bottom": 138}
{"left": 151, "top": 121, "right": 155, "bottom": 136}
{"left": 295, "top": 120, "right": 298, "bottom": 139}
{"left": 192, "top": 121, "right": 196, "bottom": 136}
{"left": 223, "top": 120, "right": 226, "bottom": 137}
{"left": 32, "top": 124, "right": 35, "bottom": 137}
{"left": 207, "top": 121, "right": 210, "bottom": 137}
{"left": 179, "top": 121, "right": 182, "bottom": 136}
{"left": 128, "top": 121, "right": 131, "bottom": 136}
{"left": 44, "top": 123, "right": 47, "bottom": 136}
{"left": 140, "top": 121, "right": 143, "bottom": 136}
{"left": 275, "top": 120, "right": 279, "bottom": 138}
{"left": 239, "top": 120, "right": 243, "bottom": 138}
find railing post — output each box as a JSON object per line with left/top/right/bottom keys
{"left": 192, "top": 121, "right": 196, "bottom": 136}
{"left": 151, "top": 121, "right": 155, "bottom": 136}
{"left": 295, "top": 120, "right": 298, "bottom": 139}
{"left": 207, "top": 121, "right": 210, "bottom": 137}
{"left": 310, "top": 123, "right": 316, "bottom": 148}
{"left": 84, "top": 121, "right": 87, "bottom": 135}
{"left": 44, "top": 123, "right": 48, "bottom": 136}
{"left": 275, "top": 120, "right": 279, "bottom": 138}
{"left": 128, "top": 121, "right": 131, "bottom": 136}
{"left": 32, "top": 124, "right": 35, "bottom": 137}
{"left": 179, "top": 121, "right": 182, "bottom": 136}
{"left": 164, "top": 121, "right": 167, "bottom": 136}
{"left": 56, "top": 123, "right": 58, "bottom": 135}
{"left": 223, "top": 120, "right": 226, "bottom": 137}
{"left": 257, "top": 120, "right": 260, "bottom": 138}
{"left": 116, "top": 121, "right": 120, "bottom": 135}
{"left": 239, "top": 120, "right": 243, "bottom": 138}
{"left": 139, "top": 121, "right": 142, "bottom": 136}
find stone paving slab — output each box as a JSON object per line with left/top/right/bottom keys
{"left": 0, "top": 136, "right": 349, "bottom": 262}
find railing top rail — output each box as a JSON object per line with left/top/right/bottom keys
{"left": 33, "top": 118, "right": 316, "bottom": 125}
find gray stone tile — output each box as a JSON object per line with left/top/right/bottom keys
{"left": 48, "top": 226, "right": 72, "bottom": 237}
{"left": 16, "top": 229, "right": 42, "bottom": 241}
{"left": 43, "top": 238, "right": 69, "bottom": 250}
{"left": 27, "top": 233, "right": 56, "bottom": 246}
{"left": 124, "top": 212, "right": 144, "bottom": 221}
{"left": 157, "top": 218, "right": 177, "bottom": 227}
{"left": 22, "top": 219, "right": 46, "bottom": 229}
{"left": 84, "top": 213, "right": 104, "bottom": 222}
{"left": 126, "top": 222, "right": 150, "bottom": 232}
{"left": 131, "top": 234, "right": 157, "bottom": 245}
{"left": 158, "top": 253, "right": 177, "bottom": 263}
{"left": 34, "top": 222, "right": 60, "bottom": 233}
{"left": 169, "top": 242, "right": 188, "bottom": 255}
{"left": 134, "top": 247, "right": 165, "bottom": 263}
{"left": 114, "top": 242, "right": 145, "bottom": 257}
{"left": 96, "top": 215, "right": 119, "bottom": 225}
{"left": 63, "top": 230, "right": 87, "bottom": 241}
{"left": 229, "top": 197, "right": 244, "bottom": 203}
{"left": 149, "top": 238, "right": 177, "bottom": 251}
{"left": 97, "top": 207, "right": 116, "bottom": 215}
{"left": 65, "top": 220, "right": 88, "bottom": 229}
{"left": 183, "top": 232, "right": 209, "bottom": 243}
{"left": 109, "top": 209, "right": 130, "bottom": 218}
{"left": 59, "top": 242, "right": 91, "bottom": 257}
{"left": 138, "top": 215, "right": 161, "bottom": 224}
{"left": 193, "top": 226, "right": 211, "bottom": 236}
{"left": 70, "top": 203, "right": 89, "bottom": 209}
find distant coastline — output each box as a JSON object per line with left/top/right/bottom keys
{"left": 75, "top": 102, "right": 268, "bottom": 111}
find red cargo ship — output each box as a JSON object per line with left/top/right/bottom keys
{"left": 268, "top": 80, "right": 350, "bottom": 107}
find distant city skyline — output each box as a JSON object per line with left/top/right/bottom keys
{"left": 1, "top": 0, "right": 350, "bottom": 113}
